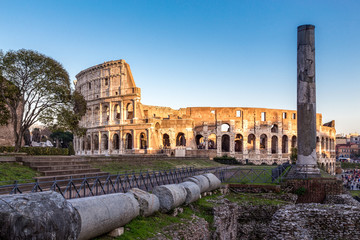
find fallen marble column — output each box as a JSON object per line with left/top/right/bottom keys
{"left": 203, "top": 173, "right": 221, "bottom": 191}
{"left": 0, "top": 191, "right": 80, "bottom": 240}
{"left": 179, "top": 181, "right": 201, "bottom": 204}
{"left": 128, "top": 188, "right": 160, "bottom": 217}
{"left": 185, "top": 175, "right": 210, "bottom": 193}
{"left": 69, "top": 192, "right": 139, "bottom": 240}
{"left": 152, "top": 184, "right": 187, "bottom": 212}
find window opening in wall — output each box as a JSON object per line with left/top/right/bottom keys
{"left": 89, "top": 82, "right": 91, "bottom": 90}
{"left": 283, "top": 112, "right": 287, "bottom": 119}
{"left": 221, "top": 123, "right": 230, "bottom": 132}
{"left": 236, "top": 110, "right": 241, "bottom": 117}
{"left": 105, "top": 78, "right": 109, "bottom": 86}
{"left": 115, "top": 92, "right": 118, "bottom": 95}
{"left": 271, "top": 124, "right": 278, "bottom": 133}
{"left": 292, "top": 113, "right": 296, "bottom": 119}
{"left": 211, "top": 110, "right": 215, "bottom": 114}
{"left": 261, "top": 112, "right": 266, "bottom": 121}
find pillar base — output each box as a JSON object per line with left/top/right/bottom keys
{"left": 295, "top": 164, "right": 321, "bottom": 178}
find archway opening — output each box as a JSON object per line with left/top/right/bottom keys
{"left": 221, "top": 134, "right": 230, "bottom": 152}
{"left": 271, "top": 136, "right": 278, "bottom": 154}
{"left": 208, "top": 134, "right": 217, "bottom": 149}
{"left": 126, "top": 103, "right": 133, "bottom": 119}
{"left": 140, "top": 132, "right": 147, "bottom": 149}
{"left": 163, "top": 134, "right": 170, "bottom": 148}
{"left": 126, "top": 133, "right": 133, "bottom": 149}
{"left": 282, "top": 135, "right": 288, "bottom": 153}
{"left": 176, "top": 133, "right": 186, "bottom": 146}
{"left": 93, "top": 135, "right": 99, "bottom": 150}
{"left": 113, "top": 134, "right": 119, "bottom": 150}
{"left": 271, "top": 124, "right": 278, "bottom": 133}
{"left": 221, "top": 124, "right": 230, "bottom": 132}
{"left": 102, "top": 134, "right": 108, "bottom": 150}
{"left": 260, "top": 134, "right": 267, "bottom": 152}
{"left": 86, "top": 135, "right": 91, "bottom": 150}
{"left": 248, "top": 134, "right": 256, "bottom": 151}
{"left": 196, "top": 134, "right": 205, "bottom": 149}
{"left": 235, "top": 134, "right": 243, "bottom": 153}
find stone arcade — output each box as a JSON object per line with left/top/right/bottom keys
{"left": 73, "top": 60, "right": 336, "bottom": 173}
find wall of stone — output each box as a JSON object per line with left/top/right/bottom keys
{"left": 74, "top": 59, "right": 336, "bottom": 171}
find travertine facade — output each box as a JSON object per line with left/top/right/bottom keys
{"left": 74, "top": 60, "right": 336, "bottom": 172}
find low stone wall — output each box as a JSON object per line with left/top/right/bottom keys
{"left": 282, "top": 178, "right": 344, "bottom": 203}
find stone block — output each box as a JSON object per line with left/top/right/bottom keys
{"left": 128, "top": 188, "right": 160, "bottom": 216}
{"left": 203, "top": 173, "right": 221, "bottom": 191}
{"left": 153, "top": 184, "right": 187, "bottom": 212}
{"left": 0, "top": 191, "right": 80, "bottom": 240}
{"left": 179, "top": 181, "right": 201, "bottom": 204}
{"left": 108, "top": 227, "right": 124, "bottom": 237}
{"left": 69, "top": 192, "right": 139, "bottom": 240}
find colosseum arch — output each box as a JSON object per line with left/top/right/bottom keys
{"left": 176, "top": 132, "right": 186, "bottom": 146}
{"left": 140, "top": 132, "right": 147, "bottom": 149}
{"left": 316, "top": 136, "right": 320, "bottom": 152}
{"left": 101, "top": 134, "right": 108, "bottom": 151}
{"left": 163, "top": 134, "right": 170, "bottom": 148}
{"left": 82, "top": 138, "right": 85, "bottom": 151}
{"left": 271, "top": 136, "right": 278, "bottom": 154}
{"left": 208, "top": 134, "right": 217, "bottom": 149}
{"left": 260, "top": 134, "right": 267, "bottom": 152}
{"left": 126, "top": 102, "right": 133, "bottom": 119}
{"left": 195, "top": 134, "right": 204, "bottom": 149}
{"left": 94, "top": 107, "right": 100, "bottom": 125}
{"left": 102, "top": 105, "right": 109, "bottom": 123}
{"left": 248, "top": 134, "right": 255, "bottom": 151}
{"left": 221, "top": 134, "right": 230, "bottom": 152}
{"left": 282, "top": 135, "right": 288, "bottom": 153}
{"left": 271, "top": 124, "right": 278, "bottom": 133}
{"left": 113, "top": 133, "right": 119, "bottom": 150}
{"left": 326, "top": 138, "right": 329, "bottom": 151}
{"left": 235, "top": 134, "right": 243, "bottom": 153}
{"left": 125, "top": 133, "right": 133, "bottom": 149}
{"left": 93, "top": 134, "right": 99, "bottom": 150}
{"left": 86, "top": 135, "right": 91, "bottom": 150}
{"left": 321, "top": 137, "right": 325, "bottom": 150}
{"left": 114, "top": 104, "right": 121, "bottom": 120}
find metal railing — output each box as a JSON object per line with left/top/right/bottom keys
{"left": 0, "top": 167, "right": 225, "bottom": 199}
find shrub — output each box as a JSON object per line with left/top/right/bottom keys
{"left": 213, "top": 156, "right": 240, "bottom": 165}
{"left": 294, "top": 186, "right": 307, "bottom": 196}
{"left": 0, "top": 146, "right": 69, "bottom": 155}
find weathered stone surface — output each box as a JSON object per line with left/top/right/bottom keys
{"left": 128, "top": 188, "right": 160, "bottom": 216}
{"left": 0, "top": 191, "right": 80, "bottom": 240}
{"left": 73, "top": 60, "right": 336, "bottom": 170}
{"left": 69, "top": 192, "right": 139, "bottom": 240}
{"left": 296, "top": 24, "right": 320, "bottom": 175}
{"left": 152, "top": 184, "right": 187, "bottom": 212}
{"left": 269, "top": 203, "right": 360, "bottom": 239}
{"left": 185, "top": 175, "right": 210, "bottom": 193}
{"left": 203, "top": 173, "right": 221, "bottom": 191}
{"left": 179, "top": 181, "right": 201, "bottom": 204}
{"left": 324, "top": 194, "right": 360, "bottom": 206}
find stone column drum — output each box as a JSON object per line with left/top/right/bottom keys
{"left": 296, "top": 24, "right": 320, "bottom": 175}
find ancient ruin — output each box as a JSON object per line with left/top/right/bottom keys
{"left": 74, "top": 59, "right": 336, "bottom": 172}
{"left": 296, "top": 24, "right": 320, "bottom": 175}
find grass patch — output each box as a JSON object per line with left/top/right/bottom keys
{"left": 341, "top": 162, "right": 360, "bottom": 170}
{"left": 224, "top": 166, "right": 277, "bottom": 184}
{"left": 90, "top": 158, "right": 225, "bottom": 174}
{"left": 225, "top": 192, "right": 289, "bottom": 206}
{"left": 0, "top": 162, "right": 41, "bottom": 185}
{"left": 350, "top": 190, "right": 360, "bottom": 197}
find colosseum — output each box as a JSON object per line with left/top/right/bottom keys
{"left": 74, "top": 59, "right": 336, "bottom": 172}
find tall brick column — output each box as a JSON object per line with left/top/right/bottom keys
{"left": 296, "top": 25, "right": 320, "bottom": 176}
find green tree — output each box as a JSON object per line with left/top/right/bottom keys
{"left": 0, "top": 49, "right": 82, "bottom": 151}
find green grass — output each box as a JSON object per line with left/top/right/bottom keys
{"left": 224, "top": 166, "right": 277, "bottom": 184}
{"left": 341, "top": 162, "right": 360, "bottom": 170}
{"left": 225, "top": 193, "right": 289, "bottom": 206}
{"left": 0, "top": 162, "right": 41, "bottom": 185}
{"left": 350, "top": 190, "right": 360, "bottom": 197}
{"left": 90, "top": 158, "right": 225, "bottom": 174}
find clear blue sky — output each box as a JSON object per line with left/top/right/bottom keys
{"left": 1, "top": 0, "right": 359, "bottom": 134}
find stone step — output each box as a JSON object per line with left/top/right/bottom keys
{"left": 33, "top": 164, "right": 93, "bottom": 172}
{"left": 42, "top": 168, "right": 101, "bottom": 176}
